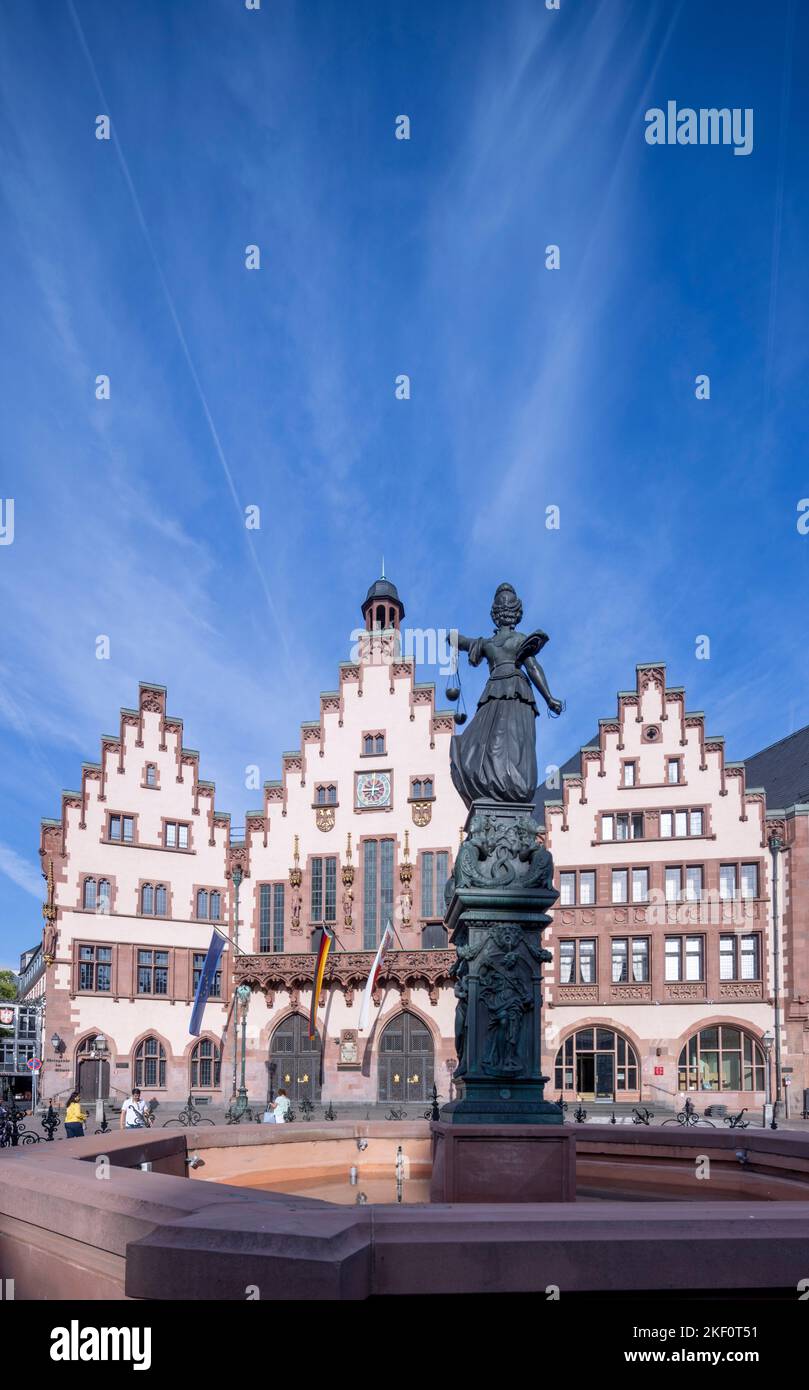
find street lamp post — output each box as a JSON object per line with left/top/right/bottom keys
{"left": 768, "top": 835, "right": 784, "bottom": 1120}
{"left": 226, "top": 866, "right": 253, "bottom": 1123}
{"left": 762, "top": 1027, "right": 774, "bottom": 1126}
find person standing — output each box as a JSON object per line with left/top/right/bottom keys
{"left": 119, "top": 1087, "right": 148, "bottom": 1130}
{"left": 271, "top": 1088, "right": 291, "bottom": 1124}
{"left": 64, "top": 1091, "right": 88, "bottom": 1138}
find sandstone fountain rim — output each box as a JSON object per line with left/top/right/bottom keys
{"left": 3, "top": 1122, "right": 809, "bottom": 1299}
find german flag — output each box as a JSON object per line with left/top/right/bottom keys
{"left": 309, "top": 925, "right": 334, "bottom": 1039}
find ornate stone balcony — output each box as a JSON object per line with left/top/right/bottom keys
{"left": 234, "top": 948, "right": 454, "bottom": 1007}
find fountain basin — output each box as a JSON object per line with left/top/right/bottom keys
{"left": 1, "top": 1122, "right": 808, "bottom": 1299}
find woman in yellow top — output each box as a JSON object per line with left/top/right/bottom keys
{"left": 64, "top": 1091, "right": 88, "bottom": 1138}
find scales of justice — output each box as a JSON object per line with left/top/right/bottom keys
{"left": 431, "top": 582, "right": 574, "bottom": 1201}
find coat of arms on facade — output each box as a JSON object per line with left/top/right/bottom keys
{"left": 316, "top": 807, "right": 336, "bottom": 832}
{"left": 411, "top": 800, "right": 432, "bottom": 827}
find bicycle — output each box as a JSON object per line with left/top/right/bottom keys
{"left": 662, "top": 1097, "right": 715, "bottom": 1128}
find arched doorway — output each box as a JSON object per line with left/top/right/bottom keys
{"left": 269, "top": 1014, "right": 322, "bottom": 1103}
{"left": 377, "top": 1011, "right": 434, "bottom": 1104}
{"left": 554, "top": 1027, "right": 639, "bottom": 1101}
{"left": 75, "top": 1036, "right": 111, "bottom": 1103}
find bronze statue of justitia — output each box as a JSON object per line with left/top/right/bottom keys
{"left": 449, "top": 583, "right": 563, "bottom": 809}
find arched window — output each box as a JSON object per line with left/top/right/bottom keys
{"left": 317, "top": 786, "right": 326, "bottom": 804}
{"left": 375, "top": 735, "right": 385, "bottom": 754}
{"left": 678, "top": 1027, "right": 765, "bottom": 1092}
{"left": 196, "top": 889, "right": 209, "bottom": 919}
{"left": 327, "top": 785, "right": 336, "bottom": 804}
{"left": 133, "top": 1036, "right": 166, "bottom": 1088}
{"left": 375, "top": 603, "right": 386, "bottom": 627}
{"left": 155, "top": 884, "right": 167, "bottom": 916}
{"left": 190, "top": 1038, "right": 221, "bottom": 1089}
{"left": 83, "top": 878, "right": 96, "bottom": 910}
{"left": 422, "top": 778, "right": 433, "bottom": 798}
{"left": 141, "top": 883, "right": 154, "bottom": 915}
{"left": 97, "top": 879, "right": 111, "bottom": 913}
{"left": 209, "top": 890, "right": 221, "bottom": 922}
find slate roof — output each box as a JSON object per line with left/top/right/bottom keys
{"left": 744, "top": 724, "right": 809, "bottom": 810}
{"left": 534, "top": 735, "right": 598, "bottom": 823}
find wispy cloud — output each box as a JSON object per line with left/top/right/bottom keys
{"left": 0, "top": 843, "right": 43, "bottom": 901}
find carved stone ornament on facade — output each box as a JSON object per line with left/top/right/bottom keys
{"left": 315, "top": 806, "right": 336, "bottom": 833}
{"left": 227, "top": 846, "right": 250, "bottom": 879}
{"left": 341, "top": 836, "right": 355, "bottom": 929}
{"left": 235, "top": 948, "right": 454, "bottom": 1006}
{"left": 411, "top": 800, "right": 432, "bottom": 827}
{"left": 41, "top": 855, "right": 58, "bottom": 965}
{"left": 140, "top": 691, "right": 163, "bottom": 713}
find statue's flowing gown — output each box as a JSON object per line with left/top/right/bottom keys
{"left": 450, "top": 629, "right": 544, "bottom": 808}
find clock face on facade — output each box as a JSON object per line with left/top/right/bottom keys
{"left": 355, "top": 771, "right": 392, "bottom": 809}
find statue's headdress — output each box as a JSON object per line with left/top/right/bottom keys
{"left": 490, "top": 583, "right": 523, "bottom": 628}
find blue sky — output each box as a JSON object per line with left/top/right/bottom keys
{"left": 0, "top": 0, "right": 806, "bottom": 963}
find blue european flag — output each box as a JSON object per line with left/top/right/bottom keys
{"left": 189, "top": 931, "right": 226, "bottom": 1036}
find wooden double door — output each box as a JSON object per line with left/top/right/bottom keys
{"left": 377, "top": 1012, "right": 434, "bottom": 1104}
{"left": 269, "top": 1014, "right": 322, "bottom": 1103}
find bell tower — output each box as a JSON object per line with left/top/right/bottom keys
{"left": 361, "top": 572, "right": 405, "bottom": 633}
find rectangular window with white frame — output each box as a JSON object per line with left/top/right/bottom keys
{"left": 660, "top": 808, "right": 704, "bottom": 838}
{"left": 720, "top": 933, "right": 760, "bottom": 981}
{"left": 164, "top": 821, "right": 189, "bottom": 850}
{"left": 579, "top": 870, "right": 596, "bottom": 905}
{"left": 611, "top": 869, "right": 628, "bottom": 904}
{"left": 559, "top": 872, "right": 576, "bottom": 906}
{"left": 559, "top": 939, "right": 597, "bottom": 984}
{"left": 632, "top": 868, "right": 649, "bottom": 903}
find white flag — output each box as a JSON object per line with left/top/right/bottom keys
{"left": 358, "top": 921, "right": 394, "bottom": 1031}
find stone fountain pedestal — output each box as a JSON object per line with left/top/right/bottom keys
{"left": 430, "top": 1122, "right": 575, "bottom": 1203}
{"left": 432, "top": 799, "right": 572, "bottom": 1201}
